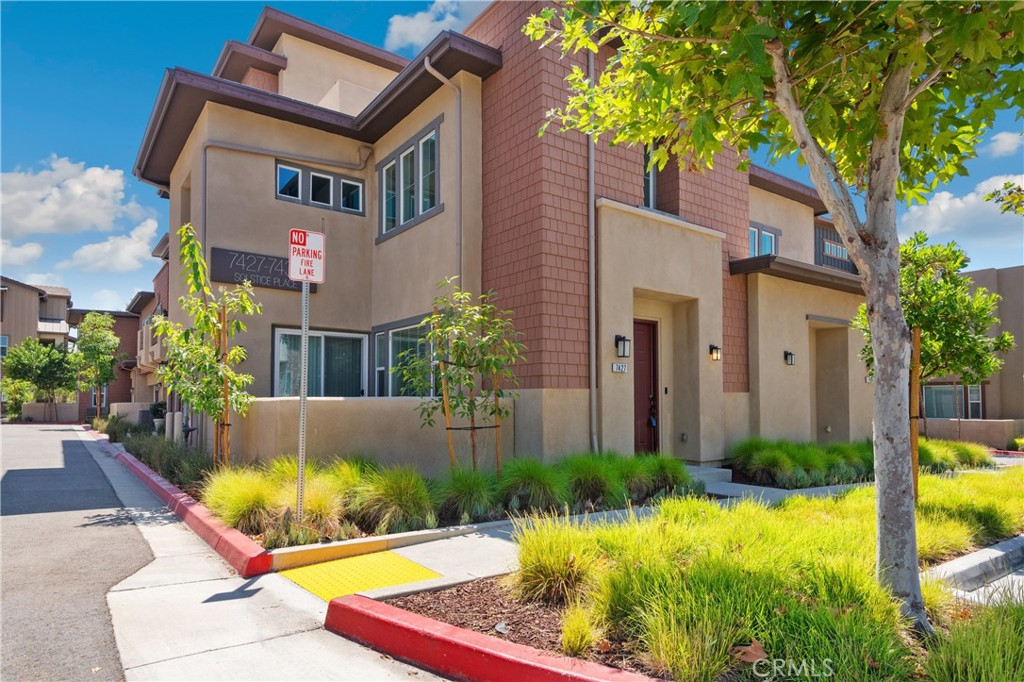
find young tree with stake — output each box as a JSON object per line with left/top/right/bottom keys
{"left": 77, "top": 312, "right": 122, "bottom": 419}
{"left": 525, "top": 1, "right": 1024, "bottom": 631}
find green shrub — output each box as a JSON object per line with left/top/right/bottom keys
{"left": 274, "top": 475, "right": 348, "bottom": 540}
{"left": 203, "top": 468, "right": 278, "bottom": 535}
{"left": 614, "top": 456, "right": 656, "bottom": 502}
{"left": 1011, "top": 436, "right": 1024, "bottom": 452}
{"left": 498, "top": 459, "right": 568, "bottom": 512}
{"left": 925, "top": 591, "right": 1024, "bottom": 682}
{"left": 642, "top": 455, "right": 689, "bottom": 494}
{"left": 122, "top": 433, "right": 211, "bottom": 490}
{"left": 943, "top": 439, "right": 994, "bottom": 468}
{"left": 747, "top": 448, "right": 793, "bottom": 485}
{"left": 101, "top": 414, "right": 149, "bottom": 443}
{"left": 558, "top": 455, "right": 626, "bottom": 508}
{"left": 353, "top": 467, "right": 436, "bottom": 534}
{"left": 513, "top": 514, "right": 600, "bottom": 604}
{"left": 434, "top": 469, "right": 496, "bottom": 525}
{"left": 91, "top": 416, "right": 108, "bottom": 433}
{"left": 322, "top": 458, "right": 365, "bottom": 509}
{"left": 728, "top": 437, "right": 772, "bottom": 470}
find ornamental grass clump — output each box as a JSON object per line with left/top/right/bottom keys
{"left": 614, "top": 455, "right": 656, "bottom": 503}
{"left": 918, "top": 438, "right": 959, "bottom": 473}
{"left": 943, "top": 439, "right": 993, "bottom": 468}
{"left": 558, "top": 455, "right": 627, "bottom": 509}
{"left": 264, "top": 455, "right": 320, "bottom": 485}
{"left": 924, "top": 589, "right": 1024, "bottom": 682}
{"left": 641, "top": 454, "right": 689, "bottom": 495}
{"left": 498, "top": 458, "right": 568, "bottom": 512}
{"left": 513, "top": 513, "right": 601, "bottom": 604}
{"left": 123, "top": 433, "right": 211, "bottom": 491}
{"left": 352, "top": 467, "right": 436, "bottom": 534}
{"left": 203, "top": 467, "right": 277, "bottom": 535}
{"left": 273, "top": 475, "right": 347, "bottom": 540}
{"left": 434, "top": 468, "right": 496, "bottom": 525}
{"left": 561, "top": 601, "right": 599, "bottom": 657}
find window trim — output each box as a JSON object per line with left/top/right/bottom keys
{"left": 642, "top": 145, "right": 657, "bottom": 209}
{"left": 341, "top": 178, "right": 363, "bottom": 213}
{"left": 274, "top": 160, "right": 365, "bottom": 216}
{"left": 388, "top": 323, "right": 434, "bottom": 398}
{"left": 375, "top": 115, "right": 445, "bottom": 244}
{"left": 419, "top": 130, "right": 438, "bottom": 214}
{"left": 0, "top": 334, "right": 8, "bottom": 358}
{"left": 309, "top": 171, "right": 334, "bottom": 207}
{"left": 399, "top": 148, "right": 416, "bottom": 226}
{"left": 272, "top": 327, "right": 368, "bottom": 398}
{"left": 749, "top": 222, "right": 781, "bottom": 257}
{"left": 276, "top": 163, "right": 302, "bottom": 202}
{"left": 369, "top": 314, "right": 436, "bottom": 397}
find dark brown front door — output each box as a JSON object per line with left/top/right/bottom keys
{"left": 633, "top": 320, "right": 658, "bottom": 453}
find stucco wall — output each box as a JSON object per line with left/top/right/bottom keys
{"left": 924, "top": 418, "right": 1024, "bottom": 449}
{"left": 512, "top": 388, "right": 590, "bottom": 461}
{"left": 748, "top": 186, "right": 815, "bottom": 263}
{"left": 748, "top": 274, "right": 872, "bottom": 443}
{"left": 596, "top": 199, "right": 725, "bottom": 462}
{"left": 233, "top": 397, "right": 515, "bottom": 478}
{"left": 965, "top": 266, "right": 1023, "bottom": 419}
{"left": 273, "top": 34, "right": 396, "bottom": 109}
{"left": 21, "top": 402, "right": 78, "bottom": 423}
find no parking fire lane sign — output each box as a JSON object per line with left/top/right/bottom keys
{"left": 288, "top": 228, "right": 325, "bottom": 284}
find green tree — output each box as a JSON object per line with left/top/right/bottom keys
{"left": 0, "top": 377, "right": 37, "bottom": 419}
{"left": 398, "top": 278, "right": 525, "bottom": 475}
{"left": 152, "top": 224, "right": 263, "bottom": 468}
{"left": 985, "top": 181, "right": 1024, "bottom": 215}
{"left": 525, "top": 2, "right": 1023, "bottom": 630}
{"left": 2, "top": 338, "right": 80, "bottom": 418}
{"left": 77, "top": 312, "right": 122, "bottom": 418}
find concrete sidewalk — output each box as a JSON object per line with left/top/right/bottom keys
{"left": 77, "top": 429, "right": 440, "bottom": 681}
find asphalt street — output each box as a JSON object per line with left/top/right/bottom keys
{"left": 1, "top": 423, "right": 153, "bottom": 682}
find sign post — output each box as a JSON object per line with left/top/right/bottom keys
{"left": 288, "top": 228, "right": 325, "bottom": 523}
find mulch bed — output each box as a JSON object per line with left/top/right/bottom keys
{"left": 386, "top": 576, "right": 667, "bottom": 679}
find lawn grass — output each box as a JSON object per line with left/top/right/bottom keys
{"left": 730, "top": 436, "right": 994, "bottom": 488}
{"left": 512, "top": 467, "right": 1024, "bottom": 682}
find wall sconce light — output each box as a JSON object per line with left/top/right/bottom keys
{"left": 709, "top": 344, "right": 722, "bottom": 362}
{"left": 615, "top": 335, "right": 631, "bottom": 358}
{"left": 784, "top": 350, "right": 796, "bottom": 366}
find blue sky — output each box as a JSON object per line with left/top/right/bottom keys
{"left": 1, "top": 1, "right": 1021, "bottom": 312}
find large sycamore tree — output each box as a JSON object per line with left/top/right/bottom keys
{"left": 526, "top": 2, "right": 1024, "bottom": 631}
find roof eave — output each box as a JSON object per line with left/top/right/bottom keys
{"left": 749, "top": 165, "right": 828, "bottom": 215}
{"left": 729, "top": 255, "right": 864, "bottom": 295}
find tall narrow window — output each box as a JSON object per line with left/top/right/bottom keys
{"left": 967, "top": 384, "right": 982, "bottom": 419}
{"left": 341, "top": 180, "right": 362, "bottom": 212}
{"left": 400, "top": 149, "right": 416, "bottom": 224}
{"left": 749, "top": 224, "right": 780, "bottom": 257}
{"left": 390, "top": 325, "right": 429, "bottom": 397}
{"left": 383, "top": 162, "right": 397, "bottom": 233}
{"left": 642, "top": 146, "right": 656, "bottom": 209}
{"left": 277, "top": 165, "right": 300, "bottom": 199}
{"left": 760, "top": 231, "right": 776, "bottom": 256}
{"left": 375, "top": 333, "right": 387, "bottom": 396}
{"left": 310, "top": 172, "right": 332, "bottom": 206}
{"left": 420, "top": 132, "right": 437, "bottom": 212}
{"left": 749, "top": 227, "right": 759, "bottom": 257}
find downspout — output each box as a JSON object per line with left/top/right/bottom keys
{"left": 587, "top": 50, "right": 599, "bottom": 453}
{"left": 423, "top": 56, "right": 463, "bottom": 282}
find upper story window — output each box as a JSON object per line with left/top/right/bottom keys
{"left": 0, "top": 335, "right": 8, "bottom": 358}
{"left": 823, "top": 240, "right": 848, "bottom": 261}
{"left": 749, "top": 223, "right": 780, "bottom": 257}
{"left": 275, "top": 162, "right": 364, "bottom": 215}
{"left": 642, "top": 146, "right": 657, "bottom": 209}
{"left": 377, "top": 116, "right": 444, "bottom": 241}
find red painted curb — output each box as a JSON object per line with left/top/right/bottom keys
{"left": 87, "top": 429, "right": 272, "bottom": 577}
{"left": 991, "top": 449, "right": 1024, "bottom": 457}
{"left": 326, "top": 595, "right": 658, "bottom": 682}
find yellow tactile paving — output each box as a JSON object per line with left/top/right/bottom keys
{"left": 280, "top": 551, "right": 441, "bottom": 602}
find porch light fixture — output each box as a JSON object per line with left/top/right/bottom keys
{"left": 615, "top": 335, "right": 631, "bottom": 358}
{"left": 709, "top": 344, "right": 722, "bottom": 362}
{"left": 784, "top": 350, "right": 796, "bottom": 366}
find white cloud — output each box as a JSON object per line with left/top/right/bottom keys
{"left": 985, "top": 131, "right": 1023, "bottom": 158}
{"left": 1, "top": 239, "right": 43, "bottom": 266}
{"left": 57, "top": 219, "right": 159, "bottom": 273}
{"left": 24, "top": 272, "right": 63, "bottom": 286}
{"left": 1, "top": 155, "right": 147, "bottom": 239}
{"left": 384, "top": 1, "right": 489, "bottom": 52}
{"left": 78, "top": 288, "right": 127, "bottom": 311}
{"left": 900, "top": 174, "right": 1024, "bottom": 267}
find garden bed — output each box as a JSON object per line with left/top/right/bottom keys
{"left": 467, "top": 468, "right": 1024, "bottom": 682}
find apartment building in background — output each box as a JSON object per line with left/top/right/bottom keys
{"left": 0, "top": 276, "right": 74, "bottom": 355}
{"left": 67, "top": 308, "right": 140, "bottom": 421}
{"left": 133, "top": 4, "right": 876, "bottom": 471}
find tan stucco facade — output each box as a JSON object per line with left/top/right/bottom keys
{"left": 748, "top": 274, "right": 872, "bottom": 444}
{"left": 749, "top": 186, "right": 816, "bottom": 263}
{"left": 964, "top": 266, "right": 1024, "bottom": 420}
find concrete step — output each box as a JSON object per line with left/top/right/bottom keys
{"left": 686, "top": 465, "right": 733, "bottom": 484}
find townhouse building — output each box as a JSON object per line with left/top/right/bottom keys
{"left": 67, "top": 308, "right": 140, "bottom": 421}
{"left": 0, "top": 277, "right": 74, "bottom": 353}
{"left": 133, "top": 5, "right": 873, "bottom": 471}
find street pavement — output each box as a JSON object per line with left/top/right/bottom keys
{"left": 2, "top": 424, "right": 441, "bottom": 682}
{"left": 2, "top": 423, "right": 153, "bottom": 682}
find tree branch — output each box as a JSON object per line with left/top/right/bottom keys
{"left": 575, "top": 6, "right": 725, "bottom": 45}
{"left": 899, "top": 65, "right": 947, "bottom": 114}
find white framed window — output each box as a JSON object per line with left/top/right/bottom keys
{"left": 276, "top": 164, "right": 301, "bottom": 200}
{"left": 923, "top": 384, "right": 983, "bottom": 419}
{"left": 382, "top": 161, "right": 397, "bottom": 233}
{"left": 749, "top": 223, "right": 780, "bottom": 257}
{"left": 389, "top": 324, "right": 431, "bottom": 397}
{"left": 642, "top": 145, "right": 657, "bottom": 209}
{"left": 400, "top": 149, "right": 416, "bottom": 225}
{"left": 420, "top": 131, "right": 438, "bottom": 213}
{"left": 274, "top": 329, "right": 367, "bottom": 397}
{"left": 967, "top": 384, "right": 982, "bottom": 419}
{"left": 824, "top": 240, "right": 848, "bottom": 260}
{"left": 341, "top": 179, "right": 363, "bottom": 213}
{"left": 375, "top": 333, "right": 387, "bottom": 397}
{"left": 309, "top": 172, "right": 333, "bottom": 206}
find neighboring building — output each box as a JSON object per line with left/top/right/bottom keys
{"left": 68, "top": 309, "right": 141, "bottom": 421}
{"left": 128, "top": 234, "right": 172, "bottom": 406}
{"left": 0, "top": 276, "right": 74, "bottom": 353}
{"left": 133, "top": 5, "right": 873, "bottom": 467}
{"left": 920, "top": 266, "right": 1024, "bottom": 446}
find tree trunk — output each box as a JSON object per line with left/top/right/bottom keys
{"left": 220, "top": 307, "right": 230, "bottom": 468}
{"left": 469, "top": 396, "right": 478, "bottom": 472}
{"left": 95, "top": 386, "right": 102, "bottom": 420}
{"left": 494, "top": 371, "right": 503, "bottom": 480}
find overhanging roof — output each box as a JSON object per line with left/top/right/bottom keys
{"left": 135, "top": 30, "right": 501, "bottom": 190}
{"left": 126, "top": 291, "right": 156, "bottom": 315}
{"left": 730, "top": 255, "right": 864, "bottom": 295}
{"left": 68, "top": 308, "right": 139, "bottom": 325}
{"left": 749, "top": 165, "right": 827, "bottom": 215}
{"left": 212, "top": 40, "right": 288, "bottom": 82}
{"left": 248, "top": 6, "right": 408, "bottom": 72}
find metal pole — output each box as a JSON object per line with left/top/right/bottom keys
{"left": 297, "top": 280, "right": 309, "bottom": 523}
